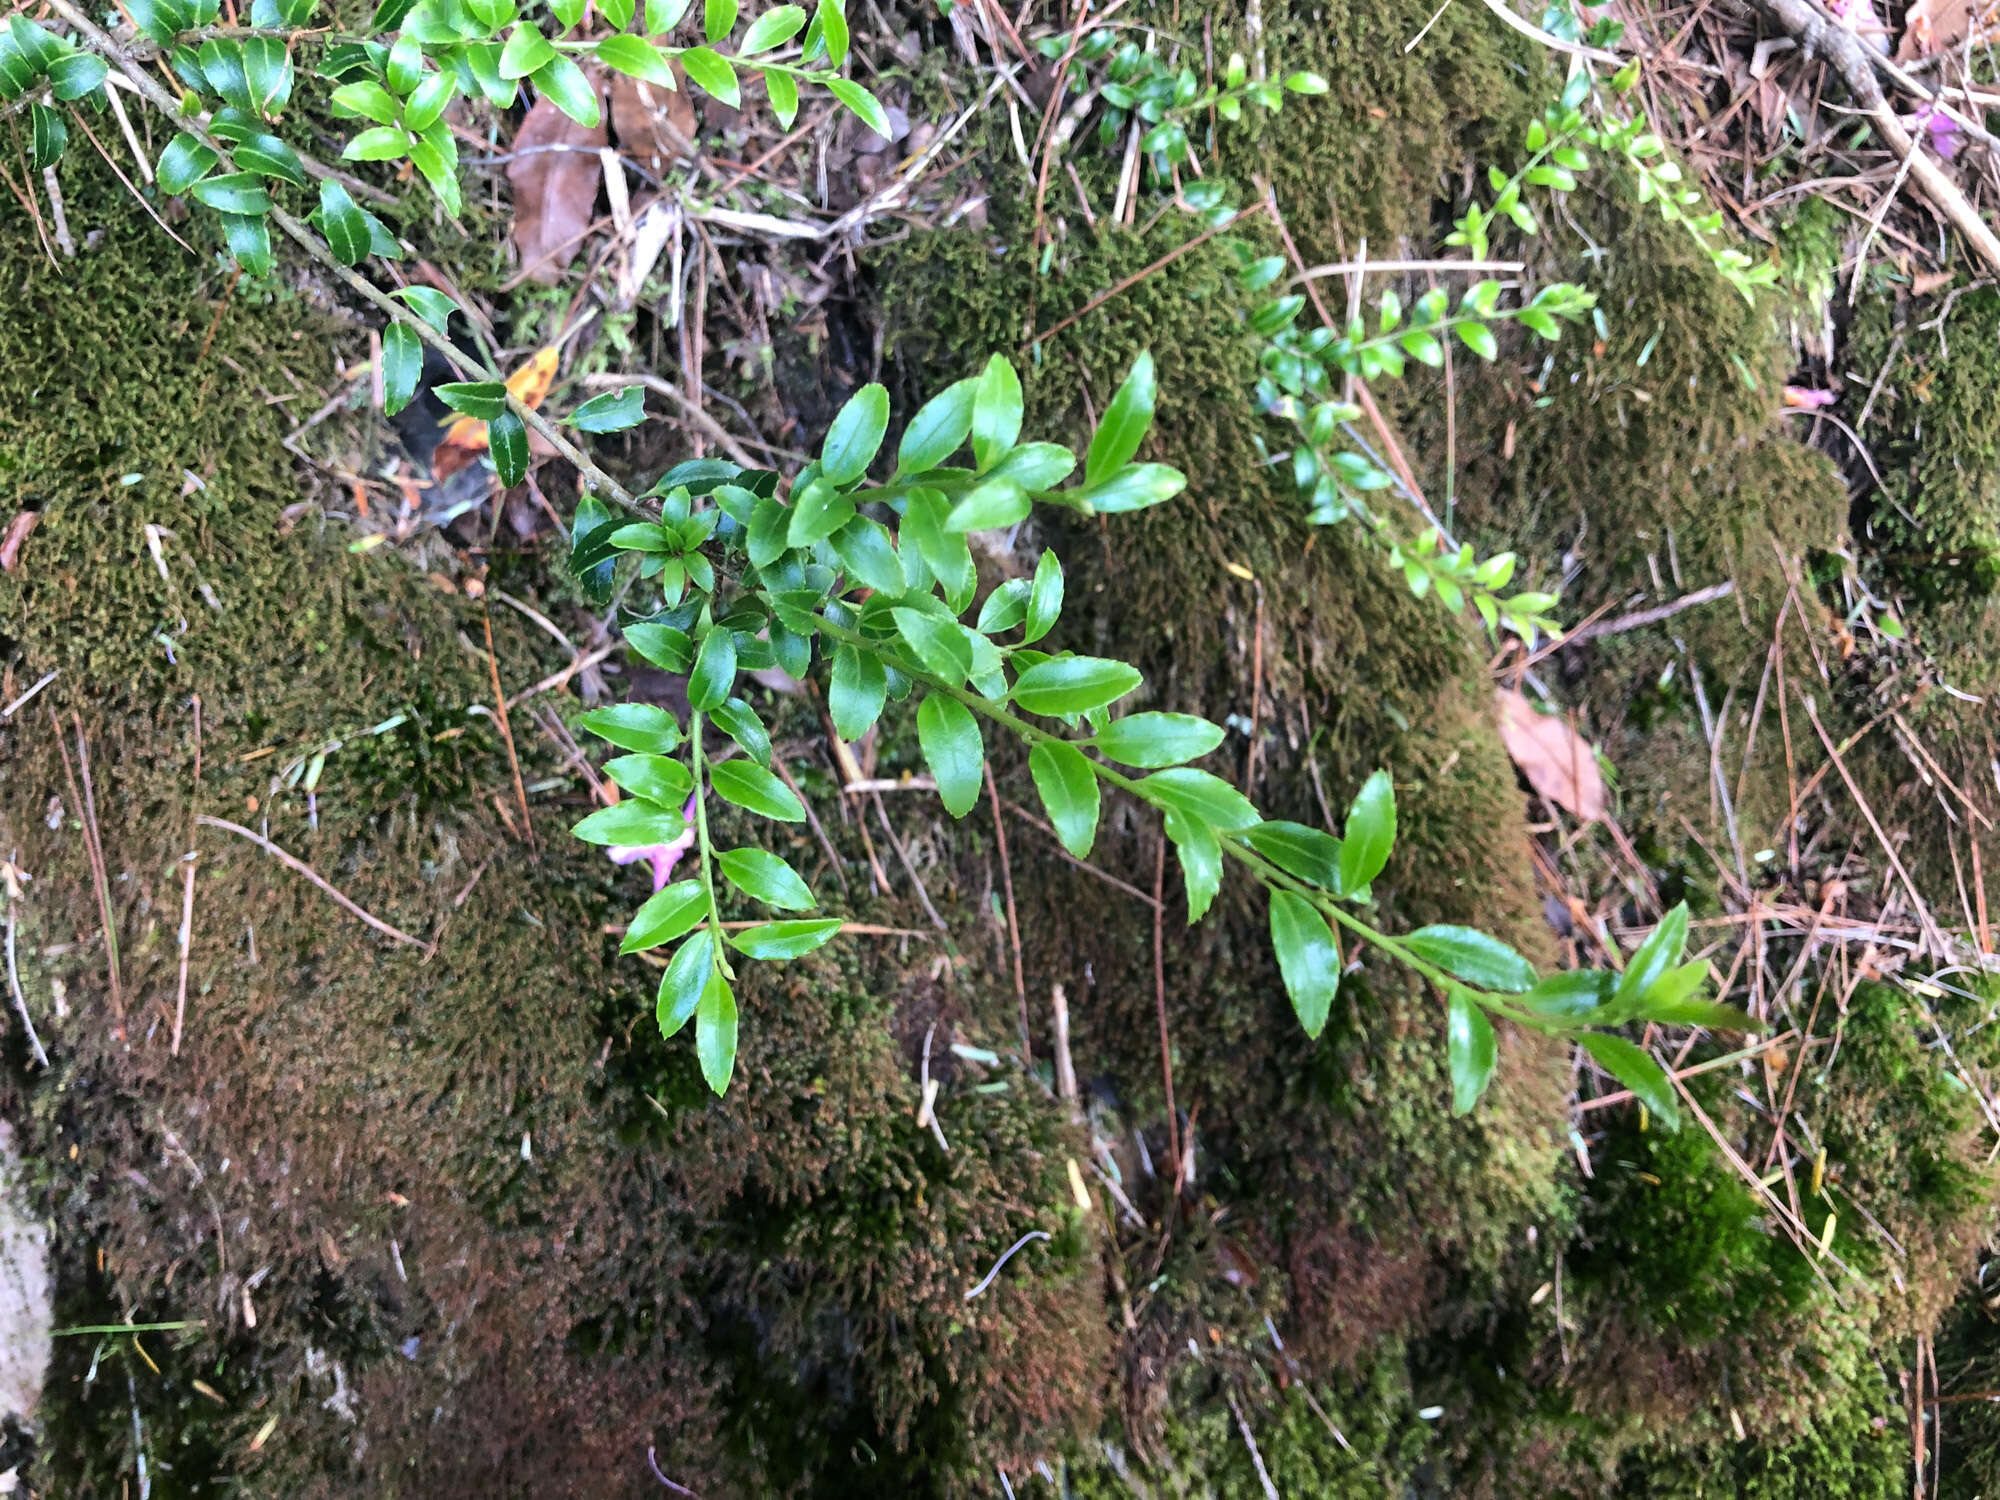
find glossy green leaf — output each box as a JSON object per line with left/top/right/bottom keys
{"left": 679, "top": 44, "right": 738, "bottom": 105}
{"left": 1406, "top": 926, "right": 1537, "bottom": 993}
{"left": 1611, "top": 902, "right": 1689, "bottom": 1018}
{"left": 717, "top": 846, "right": 815, "bottom": 909}
{"left": 210, "top": 108, "right": 307, "bottom": 184}
{"left": 157, "top": 133, "right": 218, "bottom": 195}
{"left": 943, "top": 478, "right": 1029, "bottom": 534}
{"left": 577, "top": 702, "right": 682, "bottom": 753}
{"left": 380, "top": 320, "right": 422, "bottom": 416}
{"left": 829, "top": 645, "right": 887, "bottom": 741}
{"left": 241, "top": 35, "right": 292, "bottom": 114}
{"left": 645, "top": 0, "right": 692, "bottom": 32}
{"left": 342, "top": 124, "right": 411, "bottom": 161}
{"left": 533, "top": 52, "right": 600, "bottom": 126}
{"left": 830, "top": 516, "right": 904, "bottom": 596}
{"left": 1447, "top": 990, "right": 1497, "bottom": 1114}
{"left": 1269, "top": 889, "right": 1338, "bottom": 1037}
{"left": 657, "top": 928, "right": 716, "bottom": 1037}
{"left": 1078, "top": 461, "right": 1185, "bottom": 513}
{"left": 785, "top": 475, "right": 855, "bottom": 549}
{"left": 740, "top": 3, "right": 805, "bottom": 50}
{"left": 709, "top": 759, "right": 804, "bottom": 821}
{"left": 1581, "top": 1033, "right": 1680, "bottom": 1130}
{"left": 1337, "top": 769, "right": 1395, "bottom": 897}
{"left": 191, "top": 172, "right": 271, "bottom": 216}
{"left": 704, "top": 0, "right": 738, "bottom": 39}
{"left": 1163, "top": 807, "right": 1221, "bottom": 923}
{"left": 1011, "top": 656, "right": 1141, "bottom": 717}
{"left": 1028, "top": 740, "right": 1099, "bottom": 857}
{"left": 313, "top": 179, "right": 372, "bottom": 264}
{"left": 986, "top": 442, "right": 1076, "bottom": 493}
{"left": 594, "top": 33, "right": 676, "bottom": 85}
{"left": 1023, "top": 549, "right": 1062, "bottom": 643}
{"left": 605, "top": 753, "right": 694, "bottom": 806}
{"left": 826, "top": 76, "right": 885, "bottom": 136}
{"left": 809, "top": 0, "right": 847, "bottom": 64}
{"left": 28, "top": 103, "right": 65, "bottom": 171}
{"left": 46, "top": 51, "right": 107, "bottom": 101}
{"left": 1085, "top": 351, "right": 1155, "bottom": 487}
{"left": 621, "top": 879, "right": 707, "bottom": 951}
{"left": 435, "top": 380, "right": 508, "bottom": 419}
{"left": 1092, "top": 712, "right": 1222, "bottom": 769}
{"left": 488, "top": 408, "right": 528, "bottom": 486}
{"left": 219, "top": 213, "right": 273, "bottom": 275}
{"left": 729, "top": 918, "right": 843, "bottom": 960}
{"left": 917, "top": 693, "right": 982, "bottom": 818}
{"left": 404, "top": 68, "right": 458, "bottom": 132}
{"left": 970, "top": 353, "right": 1023, "bottom": 472}
{"left": 765, "top": 66, "right": 798, "bottom": 127}
{"left": 895, "top": 376, "right": 975, "bottom": 475}
{"left": 687, "top": 629, "right": 737, "bottom": 711}
{"left": 1136, "top": 767, "right": 1260, "bottom": 831}
{"left": 573, "top": 798, "right": 687, "bottom": 846}
{"left": 709, "top": 698, "right": 771, "bottom": 768}
{"left": 892, "top": 608, "right": 974, "bottom": 683}
{"left": 695, "top": 969, "right": 737, "bottom": 1093}
{"left": 1241, "top": 820, "right": 1343, "bottom": 889}
{"left": 625, "top": 621, "right": 692, "bottom": 672}
{"left": 498, "top": 21, "right": 557, "bottom": 77}
{"left": 571, "top": 384, "right": 646, "bottom": 432}
{"left": 821, "top": 382, "right": 889, "bottom": 485}
{"left": 393, "top": 285, "right": 459, "bottom": 330}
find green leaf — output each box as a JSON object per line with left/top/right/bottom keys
{"left": 704, "top": 0, "right": 738, "bottom": 39}
{"left": 730, "top": 918, "right": 842, "bottom": 960}
{"left": 313, "top": 179, "right": 372, "bottom": 264}
{"left": 740, "top": 2, "right": 805, "bottom": 50}
{"left": 342, "top": 124, "right": 411, "bottom": 161}
{"left": 571, "top": 384, "right": 646, "bottom": 432}
{"left": 696, "top": 969, "right": 737, "bottom": 1093}
{"left": 488, "top": 408, "right": 528, "bottom": 486}
{"left": 765, "top": 66, "right": 798, "bottom": 127}
{"left": 1163, "top": 807, "right": 1221, "bottom": 923}
{"left": 393, "top": 285, "right": 459, "bottom": 330}
{"left": 785, "top": 475, "right": 855, "bottom": 549}
{"left": 46, "top": 51, "right": 108, "bottom": 101}
{"left": 621, "top": 879, "right": 707, "bottom": 951}
{"left": 1611, "top": 902, "right": 1689, "bottom": 1018}
{"left": 896, "top": 376, "right": 975, "bottom": 475}
{"left": 1581, "top": 1033, "right": 1680, "bottom": 1130}
{"left": 159, "top": 134, "right": 218, "bottom": 197}
{"left": 709, "top": 697, "right": 771, "bottom": 767}
{"left": 1337, "top": 770, "right": 1395, "bottom": 897}
{"left": 679, "top": 44, "right": 738, "bottom": 105}
{"left": 976, "top": 579, "right": 1029, "bottom": 635}
{"left": 1456, "top": 320, "right": 1498, "bottom": 361}
{"left": 404, "top": 68, "right": 458, "bottom": 132}
{"left": 826, "top": 76, "right": 885, "bottom": 136}
{"left": 577, "top": 702, "right": 682, "bottom": 753}
{"left": 830, "top": 516, "right": 904, "bottom": 595}
{"left": 917, "top": 693, "right": 982, "bottom": 818}
{"left": 709, "top": 759, "right": 805, "bottom": 821}
{"left": 1241, "top": 820, "right": 1343, "bottom": 889}
{"left": 550, "top": 0, "right": 585, "bottom": 26}
{"left": 1078, "top": 461, "right": 1185, "bottom": 514}
{"left": 892, "top": 608, "right": 974, "bottom": 683}
{"left": 498, "top": 21, "right": 557, "bottom": 77}
{"left": 1023, "top": 549, "right": 1062, "bottom": 643}
{"left": 191, "top": 172, "right": 270, "bottom": 215}
{"left": 646, "top": 0, "right": 692, "bottom": 32}
{"left": 533, "top": 52, "right": 600, "bottom": 126}
{"left": 987, "top": 442, "right": 1076, "bottom": 493}
{"left": 1093, "top": 712, "right": 1222, "bottom": 769}
{"left": 625, "top": 621, "right": 692, "bottom": 672}
{"left": 604, "top": 753, "right": 694, "bottom": 806}
{"left": 1011, "top": 656, "right": 1142, "bottom": 717}
{"left": 657, "top": 928, "right": 716, "bottom": 1037}
{"left": 808, "top": 0, "right": 847, "bottom": 64}
{"left": 944, "top": 478, "right": 1029, "bottom": 534}
{"left": 219, "top": 213, "right": 273, "bottom": 275}
{"left": 435, "top": 380, "right": 508, "bottom": 419}
{"left": 797, "top": 612, "right": 871, "bottom": 713}
{"left": 717, "top": 846, "right": 815, "bottom": 909}
{"left": 1406, "top": 926, "right": 1536, "bottom": 993}
{"left": 821, "top": 382, "right": 889, "bottom": 485}
{"left": 971, "top": 354, "right": 1023, "bottom": 472}
{"left": 1447, "top": 990, "right": 1497, "bottom": 1114}
{"left": 209, "top": 108, "right": 307, "bottom": 184}
{"left": 687, "top": 629, "right": 737, "bottom": 711}
{"left": 28, "top": 103, "right": 65, "bottom": 172}
{"left": 901, "top": 490, "right": 974, "bottom": 610}
{"left": 1520, "top": 970, "right": 1615, "bottom": 1022}
{"left": 1028, "top": 739, "right": 1099, "bottom": 857}
{"left": 594, "top": 33, "right": 676, "bottom": 85}
{"left": 1084, "top": 351, "right": 1155, "bottom": 487}
{"left": 380, "top": 320, "right": 422, "bottom": 416}
{"left": 1269, "top": 890, "right": 1339, "bottom": 1037}
{"left": 573, "top": 798, "right": 687, "bottom": 846}
{"left": 1137, "top": 767, "right": 1260, "bottom": 831}
{"left": 601, "top": 0, "right": 636, "bottom": 27}
{"left": 240, "top": 35, "right": 293, "bottom": 114}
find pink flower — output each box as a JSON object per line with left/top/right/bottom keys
{"left": 606, "top": 794, "right": 697, "bottom": 892}
{"left": 1915, "top": 104, "right": 1962, "bottom": 160}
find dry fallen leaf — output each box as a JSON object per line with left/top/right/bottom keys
{"left": 1495, "top": 687, "right": 1607, "bottom": 822}
{"left": 508, "top": 89, "right": 607, "bottom": 285}
{"left": 608, "top": 67, "right": 696, "bottom": 178}
{"left": 0, "top": 509, "right": 40, "bottom": 571}
{"left": 1895, "top": 0, "right": 1988, "bottom": 57}
{"left": 430, "top": 346, "right": 561, "bottom": 484}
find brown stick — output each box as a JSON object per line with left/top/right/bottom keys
{"left": 196, "top": 816, "right": 432, "bottom": 953}
{"left": 54, "top": 711, "right": 122, "bottom": 1017}
{"left": 985, "top": 762, "right": 1031, "bottom": 1062}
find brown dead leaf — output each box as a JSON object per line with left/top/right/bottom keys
{"left": 1495, "top": 687, "right": 1607, "bottom": 822}
{"left": 508, "top": 89, "right": 607, "bottom": 285}
{"left": 0, "top": 510, "right": 39, "bottom": 571}
{"left": 608, "top": 68, "right": 696, "bottom": 177}
{"left": 1896, "top": 0, "right": 1992, "bottom": 58}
